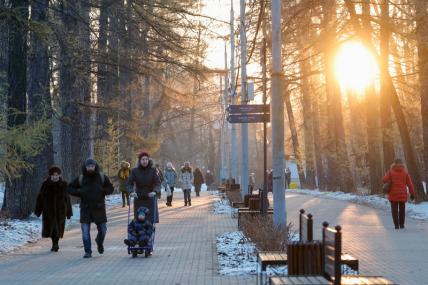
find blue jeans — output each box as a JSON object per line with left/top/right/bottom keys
{"left": 81, "top": 223, "right": 107, "bottom": 254}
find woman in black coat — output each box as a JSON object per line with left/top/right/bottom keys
{"left": 35, "top": 166, "right": 73, "bottom": 252}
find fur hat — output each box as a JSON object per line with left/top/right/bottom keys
{"left": 138, "top": 151, "right": 150, "bottom": 160}
{"left": 48, "top": 165, "right": 62, "bottom": 175}
{"left": 120, "top": 161, "right": 130, "bottom": 169}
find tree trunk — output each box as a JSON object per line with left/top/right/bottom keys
{"left": 416, "top": 0, "right": 428, "bottom": 186}
{"left": 362, "top": 0, "right": 383, "bottom": 195}
{"left": 3, "top": 0, "right": 30, "bottom": 218}
{"left": 322, "top": 0, "right": 355, "bottom": 193}
{"left": 312, "top": 85, "right": 327, "bottom": 191}
{"left": 284, "top": 87, "right": 306, "bottom": 187}
{"left": 25, "top": 0, "right": 53, "bottom": 209}
{"left": 380, "top": 0, "right": 395, "bottom": 172}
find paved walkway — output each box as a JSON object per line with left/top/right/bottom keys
{"left": 0, "top": 192, "right": 253, "bottom": 285}
{"left": 1, "top": 191, "right": 427, "bottom": 284}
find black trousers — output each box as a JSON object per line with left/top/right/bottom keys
{"left": 121, "top": 191, "right": 130, "bottom": 206}
{"left": 167, "top": 186, "right": 174, "bottom": 204}
{"left": 390, "top": 201, "right": 405, "bottom": 227}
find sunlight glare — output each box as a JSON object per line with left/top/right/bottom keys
{"left": 335, "top": 42, "right": 378, "bottom": 93}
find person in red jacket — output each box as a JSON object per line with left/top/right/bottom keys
{"left": 383, "top": 158, "right": 415, "bottom": 229}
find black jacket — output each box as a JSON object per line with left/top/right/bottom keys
{"left": 35, "top": 178, "right": 72, "bottom": 238}
{"left": 68, "top": 163, "right": 114, "bottom": 223}
{"left": 126, "top": 160, "right": 161, "bottom": 199}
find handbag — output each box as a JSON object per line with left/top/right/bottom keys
{"left": 382, "top": 171, "right": 392, "bottom": 194}
{"left": 166, "top": 184, "right": 172, "bottom": 197}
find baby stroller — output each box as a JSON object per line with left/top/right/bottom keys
{"left": 126, "top": 197, "right": 157, "bottom": 258}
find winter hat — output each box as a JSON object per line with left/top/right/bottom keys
{"left": 394, "top": 158, "right": 403, "bottom": 165}
{"left": 167, "top": 162, "right": 173, "bottom": 168}
{"left": 121, "top": 161, "right": 130, "bottom": 169}
{"left": 137, "top": 206, "right": 149, "bottom": 215}
{"left": 48, "top": 165, "right": 62, "bottom": 175}
{"left": 138, "top": 151, "right": 150, "bottom": 160}
{"left": 84, "top": 158, "right": 97, "bottom": 167}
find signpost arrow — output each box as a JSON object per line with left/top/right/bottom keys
{"left": 227, "top": 104, "right": 270, "bottom": 114}
{"left": 227, "top": 113, "right": 270, "bottom": 123}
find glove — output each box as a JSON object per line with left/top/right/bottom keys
{"left": 35, "top": 213, "right": 41, "bottom": 218}
{"left": 130, "top": 192, "right": 138, "bottom": 199}
{"left": 67, "top": 215, "right": 71, "bottom": 220}
{"left": 148, "top": 192, "right": 156, "bottom": 198}
{"left": 410, "top": 194, "right": 415, "bottom": 201}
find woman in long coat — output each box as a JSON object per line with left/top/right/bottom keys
{"left": 118, "top": 161, "right": 131, "bottom": 207}
{"left": 193, "top": 167, "right": 204, "bottom": 197}
{"left": 127, "top": 151, "right": 161, "bottom": 223}
{"left": 35, "top": 166, "right": 73, "bottom": 252}
{"left": 382, "top": 158, "right": 415, "bottom": 229}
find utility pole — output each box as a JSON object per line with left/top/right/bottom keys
{"left": 224, "top": 42, "right": 230, "bottom": 181}
{"left": 261, "top": 2, "right": 268, "bottom": 214}
{"left": 230, "top": 0, "right": 238, "bottom": 182}
{"left": 271, "top": 0, "right": 286, "bottom": 226}
{"left": 239, "top": 0, "right": 249, "bottom": 197}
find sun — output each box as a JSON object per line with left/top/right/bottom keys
{"left": 335, "top": 41, "right": 378, "bottom": 93}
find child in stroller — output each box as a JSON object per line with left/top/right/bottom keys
{"left": 124, "top": 206, "right": 154, "bottom": 257}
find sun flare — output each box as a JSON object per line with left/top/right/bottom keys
{"left": 335, "top": 41, "right": 378, "bottom": 93}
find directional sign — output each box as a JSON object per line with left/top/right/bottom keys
{"left": 227, "top": 113, "right": 270, "bottom": 124}
{"left": 227, "top": 104, "right": 270, "bottom": 114}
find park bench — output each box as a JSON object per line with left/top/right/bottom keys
{"left": 269, "top": 222, "right": 397, "bottom": 285}
{"left": 258, "top": 210, "right": 359, "bottom": 285}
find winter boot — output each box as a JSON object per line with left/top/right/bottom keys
{"left": 95, "top": 237, "right": 104, "bottom": 254}
{"left": 188, "top": 200, "right": 191, "bottom": 206}
{"left": 83, "top": 252, "right": 92, "bottom": 258}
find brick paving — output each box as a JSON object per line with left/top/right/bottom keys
{"left": 1, "top": 191, "right": 427, "bottom": 285}
{"left": 0, "top": 192, "right": 254, "bottom": 285}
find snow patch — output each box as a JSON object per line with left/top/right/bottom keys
{"left": 213, "top": 195, "right": 236, "bottom": 215}
{"left": 216, "top": 231, "right": 258, "bottom": 275}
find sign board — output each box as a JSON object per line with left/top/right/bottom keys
{"left": 227, "top": 104, "right": 270, "bottom": 114}
{"left": 227, "top": 113, "right": 270, "bottom": 124}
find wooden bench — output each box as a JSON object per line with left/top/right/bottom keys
{"left": 269, "top": 222, "right": 397, "bottom": 285}
{"left": 231, "top": 201, "right": 245, "bottom": 208}
{"left": 257, "top": 209, "right": 313, "bottom": 284}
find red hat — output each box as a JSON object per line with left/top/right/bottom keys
{"left": 138, "top": 151, "right": 150, "bottom": 160}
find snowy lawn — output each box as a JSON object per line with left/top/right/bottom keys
{"left": 0, "top": 193, "right": 123, "bottom": 255}
{"left": 213, "top": 195, "right": 237, "bottom": 215}
{"left": 287, "top": 188, "right": 428, "bottom": 221}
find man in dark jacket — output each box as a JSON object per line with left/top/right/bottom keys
{"left": 127, "top": 151, "right": 161, "bottom": 224}
{"left": 193, "top": 167, "right": 204, "bottom": 197}
{"left": 68, "top": 158, "right": 114, "bottom": 258}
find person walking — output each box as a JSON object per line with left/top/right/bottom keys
{"left": 285, "top": 167, "right": 291, "bottom": 189}
{"left": 249, "top": 172, "right": 256, "bottom": 194}
{"left": 127, "top": 151, "right": 161, "bottom": 224}
{"left": 180, "top": 162, "right": 193, "bottom": 206}
{"left": 68, "top": 158, "right": 114, "bottom": 258}
{"left": 382, "top": 158, "right": 415, "bottom": 229}
{"left": 155, "top": 163, "right": 164, "bottom": 199}
{"left": 193, "top": 167, "right": 204, "bottom": 197}
{"left": 205, "top": 170, "right": 214, "bottom": 192}
{"left": 35, "top": 166, "right": 73, "bottom": 252}
{"left": 164, "top": 162, "right": 177, "bottom": 207}
{"left": 118, "top": 161, "right": 131, "bottom": 207}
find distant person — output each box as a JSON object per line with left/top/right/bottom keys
{"left": 205, "top": 170, "right": 214, "bottom": 192}
{"left": 249, "top": 173, "right": 256, "bottom": 194}
{"left": 180, "top": 162, "right": 193, "bottom": 206}
{"left": 285, "top": 167, "right": 291, "bottom": 189}
{"left": 267, "top": 170, "right": 273, "bottom": 192}
{"left": 68, "top": 158, "right": 114, "bottom": 258}
{"left": 164, "top": 162, "right": 177, "bottom": 207}
{"left": 382, "top": 158, "right": 415, "bottom": 229}
{"left": 118, "top": 161, "right": 131, "bottom": 207}
{"left": 35, "top": 166, "right": 73, "bottom": 252}
{"left": 193, "top": 167, "right": 204, "bottom": 197}
{"left": 155, "top": 163, "right": 164, "bottom": 199}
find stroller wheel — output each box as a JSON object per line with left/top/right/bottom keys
{"left": 132, "top": 251, "right": 138, "bottom": 258}
{"left": 145, "top": 251, "right": 150, "bottom": 258}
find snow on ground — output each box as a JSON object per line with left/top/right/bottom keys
{"left": 0, "top": 183, "right": 4, "bottom": 208}
{"left": 213, "top": 195, "right": 237, "bottom": 215}
{"left": 0, "top": 193, "right": 122, "bottom": 255}
{"left": 288, "top": 188, "right": 428, "bottom": 221}
{"left": 217, "top": 231, "right": 258, "bottom": 275}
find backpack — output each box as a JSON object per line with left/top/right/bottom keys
{"left": 78, "top": 172, "right": 105, "bottom": 187}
